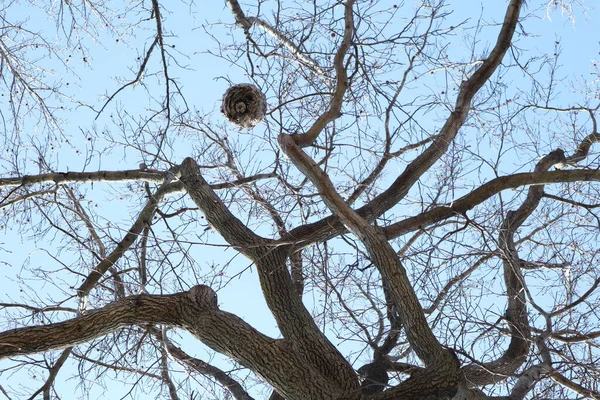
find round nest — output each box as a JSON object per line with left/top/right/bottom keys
{"left": 221, "top": 83, "right": 267, "bottom": 129}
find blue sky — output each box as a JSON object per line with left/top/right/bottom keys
{"left": 1, "top": 0, "right": 599, "bottom": 398}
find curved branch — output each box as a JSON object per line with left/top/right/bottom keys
{"left": 278, "top": 135, "right": 460, "bottom": 394}
{"left": 463, "top": 150, "right": 567, "bottom": 386}
{"left": 290, "top": 0, "right": 355, "bottom": 147}
{"left": 177, "top": 157, "right": 267, "bottom": 254}
{"left": 281, "top": 0, "right": 525, "bottom": 249}
{"left": 177, "top": 157, "right": 358, "bottom": 392}
{"left": 0, "top": 285, "right": 353, "bottom": 400}
{"left": 385, "top": 166, "right": 600, "bottom": 238}
{"left": 157, "top": 330, "right": 255, "bottom": 400}
{"left": 566, "top": 131, "right": 600, "bottom": 164}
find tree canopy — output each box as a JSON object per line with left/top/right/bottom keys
{"left": 1, "top": 0, "right": 600, "bottom": 399}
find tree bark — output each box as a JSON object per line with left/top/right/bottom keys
{"left": 0, "top": 286, "right": 360, "bottom": 400}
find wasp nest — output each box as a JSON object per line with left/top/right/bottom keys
{"left": 221, "top": 83, "right": 267, "bottom": 129}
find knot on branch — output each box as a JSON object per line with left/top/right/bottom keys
{"left": 221, "top": 84, "right": 267, "bottom": 129}
{"left": 357, "top": 362, "right": 389, "bottom": 395}
{"left": 188, "top": 285, "right": 218, "bottom": 310}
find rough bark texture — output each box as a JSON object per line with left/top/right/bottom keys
{"left": 5, "top": 0, "right": 600, "bottom": 398}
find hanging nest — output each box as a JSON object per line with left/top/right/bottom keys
{"left": 220, "top": 83, "right": 267, "bottom": 129}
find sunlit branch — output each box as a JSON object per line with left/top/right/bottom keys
{"left": 519, "top": 260, "right": 570, "bottom": 270}
{"left": 159, "top": 344, "right": 179, "bottom": 400}
{"left": 536, "top": 338, "right": 600, "bottom": 399}
{"left": 0, "top": 188, "right": 56, "bottom": 209}
{"left": 385, "top": 167, "right": 600, "bottom": 239}
{"left": 0, "top": 169, "right": 167, "bottom": 188}
{"left": 291, "top": 0, "right": 356, "bottom": 147}
{"left": 225, "top": 0, "right": 329, "bottom": 80}
{"left": 278, "top": 134, "right": 456, "bottom": 377}
{"left": 177, "top": 157, "right": 358, "bottom": 391}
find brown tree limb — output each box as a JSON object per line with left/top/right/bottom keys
{"left": 278, "top": 135, "right": 460, "bottom": 396}
{"left": 177, "top": 157, "right": 359, "bottom": 392}
{"left": 462, "top": 149, "right": 567, "bottom": 387}
{"left": 384, "top": 167, "right": 600, "bottom": 239}
{"left": 0, "top": 286, "right": 353, "bottom": 400}
{"left": 177, "top": 158, "right": 267, "bottom": 253}
{"left": 290, "top": 0, "right": 356, "bottom": 147}
{"left": 281, "top": 0, "right": 525, "bottom": 250}
{"left": 0, "top": 290, "right": 189, "bottom": 359}
{"left": 72, "top": 166, "right": 276, "bottom": 305}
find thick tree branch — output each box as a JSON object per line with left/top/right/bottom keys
{"left": 0, "top": 286, "right": 351, "bottom": 400}
{"left": 278, "top": 135, "right": 460, "bottom": 396}
{"left": 177, "top": 157, "right": 267, "bottom": 253}
{"left": 384, "top": 166, "right": 600, "bottom": 238}
{"left": 276, "top": 1, "right": 525, "bottom": 395}
{"left": 0, "top": 290, "right": 188, "bottom": 359}
{"left": 281, "top": 0, "right": 524, "bottom": 249}
{"left": 463, "top": 149, "right": 567, "bottom": 387}
{"left": 177, "top": 157, "right": 359, "bottom": 392}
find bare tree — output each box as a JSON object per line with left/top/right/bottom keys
{"left": 1, "top": 0, "right": 599, "bottom": 399}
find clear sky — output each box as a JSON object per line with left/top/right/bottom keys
{"left": 0, "top": 0, "right": 599, "bottom": 398}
